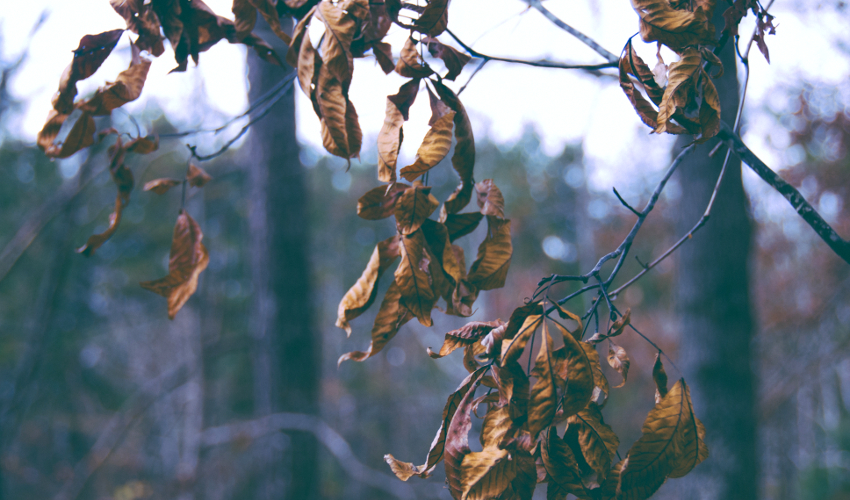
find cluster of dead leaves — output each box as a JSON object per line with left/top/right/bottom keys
{"left": 623, "top": 0, "right": 776, "bottom": 141}
{"left": 289, "top": 0, "right": 471, "bottom": 160}
{"left": 386, "top": 305, "right": 708, "bottom": 499}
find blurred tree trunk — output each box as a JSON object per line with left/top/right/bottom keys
{"left": 668, "top": 12, "right": 757, "bottom": 500}
{"left": 245, "top": 19, "right": 319, "bottom": 500}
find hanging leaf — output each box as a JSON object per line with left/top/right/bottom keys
{"left": 461, "top": 448, "right": 516, "bottom": 500}
{"left": 558, "top": 324, "right": 595, "bottom": 419}
{"left": 653, "top": 352, "right": 669, "bottom": 404}
{"left": 187, "top": 163, "right": 212, "bottom": 187}
{"left": 428, "top": 320, "right": 504, "bottom": 359}
{"left": 357, "top": 183, "right": 410, "bottom": 220}
{"left": 444, "top": 367, "right": 488, "bottom": 498}
{"left": 396, "top": 231, "right": 437, "bottom": 325}
{"left": 607, "top": 341, "right": 630, "bottom": 389}
{"left": 434, "top": 81, "right": 474, "bottom": 183}
{"left": 475, "top": 179, "right": 505, "bottom": 218}
{"left": 567, "top": 403, "right": 620, "bottom": 482}
{"left": 413, "top": 0, "right": 449, "bottom": 35}
{"left": 336, "top": 235, "right": 401, "bottom": 335}
{"left": 427, "top": 84, "right": 453, "bottom": 125}
{"left": 655, "top": 48, "right": 701, "bottom": 135}
{"left": 443, "top": 212, "right": 484, "bottom": 242}
{"left": 396, "top": 37, "right": 434, "bottom": 78}
{"left": 377, "top": 100, "right": 405, "bottom": 182}
{"left": 316, "top": 0, "right": 359, "bottom": 85}
{"left": 112, "top": 0, "right": 166, "bottom": 56}
{"left": 500, "top": 312, "right": 542, "bottom": 368}
{"left": 400, "top": 110, "right": 455, "bottom": 181}
{"left": 541, "top": 428, "right": 589, "bottom": 499}
{"left": 76, "top": 194, "right": 125, "bottom": 257}
{"left": 372, "top": 41, "right": 395, "bottom": 73}
{"left": 316, "top": 65, "right": 361, "bottom": 159}
{"left": 668, "top": 382, "right": 709, "bottom": 478}
{"left": 388, "top": 78, "right": 421, "bottom": 121}
{"left": 395, "top": 186, "right": 440, "bottom": 235}
{"left": 52, "top": 29, "right": 125, "bottom": 113}
{"left": 697, "top": 69, "right": 721, "bottom": 141}
{"left": 338, "top": 281, "right": 414, "bottom": 363}
{"left": 140, "top": 210, "right": 210, "bottom": 319}
{"left": 527, "top": 321, "right": 558, "bottom": 439}
{"left": 630, "top": 0, "right": 715, "bottom": 49}
{"left": 80, "top": 42, "right": 151, "bottom": 116}
{"left": 38, "top": 109, "right": 96, "bottom": 159}
{"left": 424, "top": 37, "right": 471, "bottom": 80}
{"left": 493, "top": 360, "right": 529, "bottom": 423}
{"left": 467, "top": 216, "right": 512, "bottom": 291}
{"left": 144, "top": 178, "right": 182, "bottom": 195}
{"left": 125, "top": 135, "right": 159, "bottom": 154}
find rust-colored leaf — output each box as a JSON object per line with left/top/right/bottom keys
{"left": 607, "top": 341, "right": 630, "bottom": 389}
{"left": 357, "top": 183, "right": 410, "bottom": 220}
{"left": 125, "top": 135, "right": 159, "bottom": 154}
{"left": 338, "top": 281, "right": 413, "bottom": 364}
{"left": 139, "top": 210, "right": 209, "bottom": 319}
{"left": 336, "top": 235, "right": 401, "bottom": 335}
{"left": 316, "top": 65, "right": 360, "bottom": 159}
{"left": 395, "top": 185, "right": 439, "bottom": 235}
{"left": 112, "top": 1, "right": 166, "bottom": 56}
{"left": 467, "top": 216, "right": 512, "bottom": 291}
{"left": 400, "top": 110, "right": 455, "bottom": 181}
{"left": 38, "top": 109, "right": 96, "bottom": 159}
{"left": 143, "top": 178, "right": 182, "bottom": 195}
{"left": 500, "top": 313, "right": 542, "bottom": 368}
{"left": 396, "top": 231, "right": 437, "bottom": 325}
{"left": 424, "top": 37, "right": 470, "bottom": 80}
{"left": 77, "top": 194, "right": 125, "bottom": 256}
{"left": 567, "top": 403, "right": 620, "bottom": 482}
{"left": 396, "top": 37, "right": 433, "bottom": 78}
{"left": 316, "top": 0, "right": 358, "bottom": 85}
{"left": 187, "top": 163, "right": 212, "bottom": 187}
{"left": 493, "top": 360, "right": 529, "bottom": 423}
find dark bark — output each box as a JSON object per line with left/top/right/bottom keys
{"left": 246, "top": 19, "right": 319, "bottom": 500}
{"left": 667, "top": 12, "right": 758, "bottom": 500}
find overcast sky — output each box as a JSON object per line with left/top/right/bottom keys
{"left": 1, "top": 0, "right": 849, "bottom": 201}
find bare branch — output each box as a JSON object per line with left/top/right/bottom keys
{"left": 523, "top": 0, "right": 620, "bottom": 64}
{"left": 718, "top": 122, "right": 850, "bottom": 265}
{"left": 445, "top": 29, "right": 617, "bottom": 74}
{"left": 202, "top": 413, "right": 416, "bottom": 500}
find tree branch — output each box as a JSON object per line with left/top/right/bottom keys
{"left": 201, "top": 413, "right": 416, "bottom": 500}
{"left": 523, "top": 0, "right": 620, "bottom": 64}
{"left": 718, "top": 123, "right": 850, "bottom": 265}
{"left": 444, "top": 29, "right": 617, "bottom": 74}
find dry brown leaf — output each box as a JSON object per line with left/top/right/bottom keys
{"left": 336, "top": 235, "right": 401, "bottom": 335}
{"left": 567, "top": 404, "right": 620, "bottom": 482}
{"left": 424, "top": 37, "right": 471, "bottom": 80}
{"left": 388, "top": 78, "right": 421, "bottom": 121}
{"left": 81, "top": 43, "right": 152, "bottom": 116}
{"left": 443, "top": 180, "right": 474, "bottom": 216}
{"left": 377, "top": 99, "right": 405, "bottom": 182}
{"left": 541, "top": 428, "right": 588, "bottom": 499}
{"left": 316, "top": 65, "right": 361, "bottom": 159}
{"left": 125, "top": 135, "right": 159, "bottom": 154}
{"left": 427, "top": 84, "right": 452, "bottom": 125}
{"left": 428, "top": 320, "right": 505, "bottom": 359}
{"left": 500, "top": 313, "right": 542, "bottom": 368}
{"left": 400, "top": 110, "right": 455, "bottom": 181}
{"left": 357, "top": 183, "right": 410, "bottom": 220}
{"left": 444, "top": 367, "right": 488, "bottom": 499}
{"left": 443, "top": 212, "right": 484, "bottom": 242}
{"left": 38, "top": 109, "right": 96, "bottom": 159}
{"left": 112, "top": 0, "right": 166, "bottom": 56}
{"left": 187, "top": 163, "right": 212, "bottom": 187}
{"left": 655, "top": 48, "right": 701, "bottom": 135}
{"left": 475, "top": 179, "right": 505, "bottom": 218}
{"left": 395, "top": 186, "right": 440, "bottom": 235}
{"left": 396, "top": 231, "right": 437, "bottom": 326}
{"left": 697, "top": 69, "right": 721, "bottom": 141}
{"left": 77, "top": 194, "right": 125, "bottom": 256}
{"left": 396, "top": 37, "right": 434, "bottom": 78}
{"left": 607, "top": 341, "right": 630, "bottom": 389}
{"left": 143, "top": 178, "right": 182, "bottom": 195}
{"left": 338, "top": 280, "right": 413, "bottom": 363}
{"left": 652, "top": 352, "right": 669, "bottom": 404}
{"left": 461, "top": 448, "right": 516, "bottom": 500}
{"left": 558, "top": 324, "right": 595, "bottom": 418}
{"left": 467, "top": 216, "right": 512, "bottom": 291}
{"left": 630, "top": 0, "right": 715, "bottom": 49}
{"left": 413, "top": 0, "right": 449, "bottom": 35}
{"left": 316, "top": 0, "right": 358, "bottom": 85}
{"left": 371, "top": 41, "right": 395, "bottom": 73}
{"left": 140, "top": 210, "right": 209, "bottom": 319}
{"left": 434, "top": 81, "right": 474, "bottom": 183}
{"left": 527, "top": 322, "right": 558, "bottom": 439}
{"left": 52, "top": 29, "right": 125, "bottom": 113}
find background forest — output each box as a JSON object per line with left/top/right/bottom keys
{"left": 0, "top": 0, "right": 849, "bottom": 499}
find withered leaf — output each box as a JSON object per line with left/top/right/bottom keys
{"left": 396, "top": 231, "right": 437, "bottom": 326}
{"left": 697, "top": 69, "right": 721, "bottom": 141}
{"left": 620, "top": 48, "right": 662, "bottom": 130}
{"left": 287, "top": 6, "right": 316, "bottom": 69}
{"left": 112, "top": 1, "right": 165, "bottom": 56}
{"left": 316, "top": 65, "right": 361, "bottom": 159}
{"left": 428, "top": 320, "right": 505, "bottom": 359}
{"left": 652, "top": 352, "right": 669, "bottom": 404}
{"left": 668, "top": 380, "right": 708, "bottom": 478}
{"left": 377, "top": 99, "right": 404, "bottom": 182}
{"left": 427, "top": 83, "right": 452, "bottom": 125}
{"left": 500, "top": 312, "right": 542, "bottom": 368}
{"left": 250, "top": 0, "right": 294, "bottom": 45}
{"left": 357, "top": 183, "right": 410, "bottom": 220}
{"left": 527, "top": 322, "right": 558, "bottom": 439}
{"left": 607, "top": 341, "right": 630, "bottom": 389}
{"left": 443, "top": 180, "right": 474, "bottom": 216}
{"left": 231, "top": 0, "right": 258, "bottom": 39}
{"left": 395, "top": 185, "right": 439, "bottom": 235}
{"left": 434, "top": 80, "right": 474, "bottom": 183}
{"left": 53, "top": 29, "right": 125, "bottom": 113}
{"left": 630, "top": 0, "right": 716, "bottom": 49}
{"left": 316, "top": 0, "right": 358, "bottom": 85}
{"left": 444, "top": 367, "right": 488, "bottom": 499}
{"left": 336, "top": 235, "right": 401, "bottom": 335}
{"left": 541, "top": 428, "right": 588, "bottom": 499}
{"left": 296, "top": 30, "right": 321, "bottom": 101}
{"left": 444, "top": 212, "right": 484, "bottom": 242}
{"left": 558, "top": 323, "right": 595, "bottom": 418}
{"left": 372, "top": 41, "right": 395, "bottom": 73}
{"left": 413, "top": 0, "right": 448, "bottom": 35}
{"left": 610, "top": 308, "right": 631, "bottom": 337}
{"left": 77, "top": 194, "right": 125, "bottom": 256}
{"left": 81, "top": 42, "right": 151, "bottom": 116}
{"left": 338, "top": 281, "right": 413, "bottom": 364}
{"left": 475, "top": 179, "right": 505, "bottom": 218}
{"left": 467, "top": 216, "right": 512, "bottom": 291}
{"left": 187, "top": 163, "right": 212, "bottom": 187}
{"left": 461, "top": 448, "right": 516, "bottom": 500}
{"left": 492, "top": 360, "right": 529, "bottom": 423}
{"left": 424, "top": 37, "right": 471, "bottom": 80}
{"left": 655, "top": 48, "right": 701, "bottom": 135}
{"left": 143, "top": 178, "right": 182, "bottom": 195}
{"left": 140, "top": 210, "right": 209, "bottom": 319}
{"left": 125, "top": 135, "right": 159, "bottom": 154}
{"left": 618, "top": 379, "right": 705, "bottom": 499}
{"left": 567, "top": 403, "right": 620, "bottom": 481}
{"left": 38, "top": 109, "right": 96, "bottom": 159}
{"left": 386, "top": 366, "right": 489, "bottom": 481}
{"left": 388, "top": 78, "right": 421, "bottom": 121}
{"left": 400, "top": 110, "right": 455, "bottom": 181}
{"left": 396, "top": 37, "right": 434, "bottom": 78}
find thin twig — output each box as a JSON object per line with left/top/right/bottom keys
{"left": 523, "top": 0, "right": 620, "bottom": 64}
{"left": 457, "top": 58, "right": 488, "bottom": 96}
{"left": 445, "top": 29, "right": 617, "bottom": 73}
{"left": 613, "top": 187, "right": 641, "bottom": 216}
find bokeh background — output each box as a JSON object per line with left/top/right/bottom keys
{"left": 0, "top": 1, "right": 849, "bottom": 499}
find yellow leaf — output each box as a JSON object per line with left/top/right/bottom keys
{"left": 668, "top": 381, "right": 708, "bottom": 478}
{"left": 336, "top": 235, "right": 401, "bottom": 335}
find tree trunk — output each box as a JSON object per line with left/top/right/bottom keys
{"left": 246, "top": 19, "right": 319, "bottom": 500}
{"left": 666, "top": 12, "right": 758, "bottom": 500}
